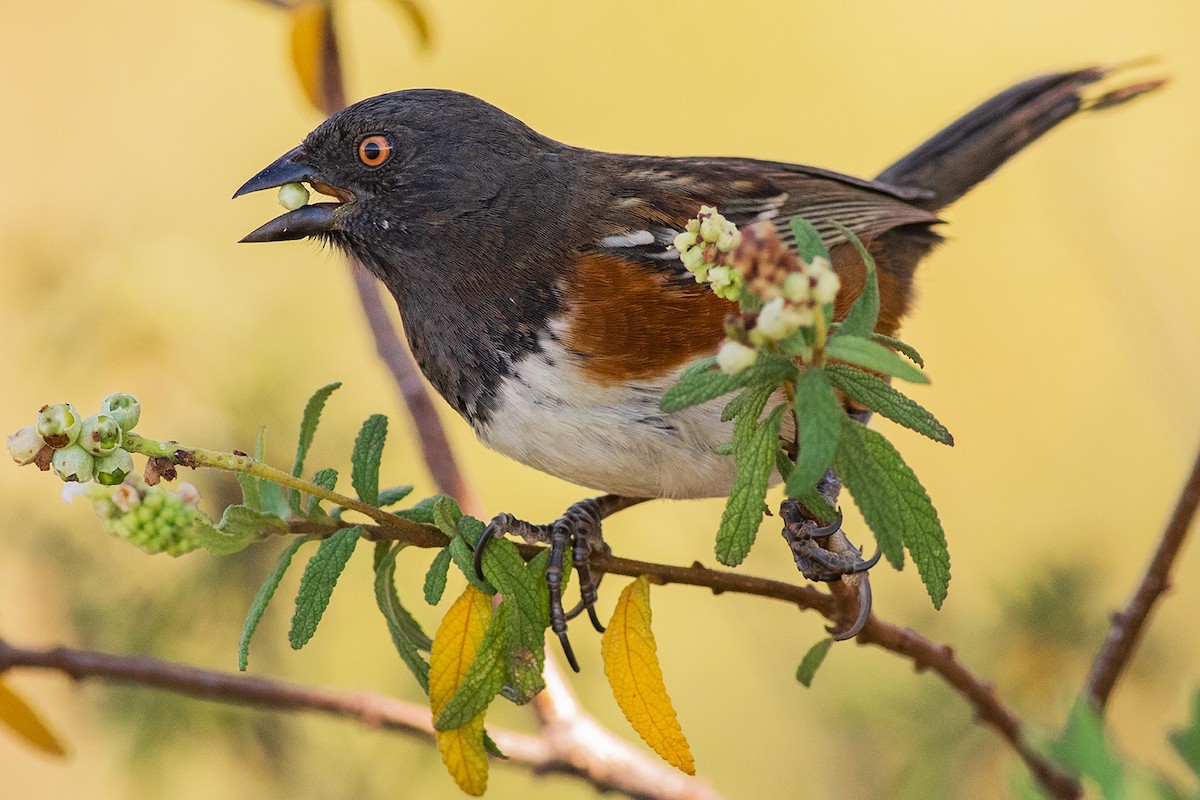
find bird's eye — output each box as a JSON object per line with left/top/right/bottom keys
{"left": 358, "top": 135, "right": 392, "bottom": 167}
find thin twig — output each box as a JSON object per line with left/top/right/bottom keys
{"left": 1084, "top": 442, "right": 1200, "bottom": 709}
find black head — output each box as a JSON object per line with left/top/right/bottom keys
{"left": 234, "top": 88, "right": 562, "bottom": 251}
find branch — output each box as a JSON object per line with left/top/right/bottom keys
{"left": 1083, "top": 442, "right": 1200, "bottom": 709}
{"left": 0, "top": 637, "right": 709, "bottom": 797}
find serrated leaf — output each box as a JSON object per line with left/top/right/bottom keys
{"left": 871, "top": 332, "right": 925, "bottom": 368}
{"left": 386, "top": 0, "right": 432, "bottom": 49}
{"left": 433, "top": 495, "right": 463, "bottom": 536}
{"left": 430, "top": 585, "right": 493, "bottom": 796}
{"left": 833, "top": 417, "right": 950, "bottom": 607}
{"left": 1170, "top": 690, "right": 1200, "bottom": 780}
{"left": 198, "top": 504, "right": 288, "bottom": 556}
{"left": 716, "top": 399, "right": 787, "bottom": 567}
{"left": 291, "top": 382, "right": 342, "bottom": 512}
{"left": 832, "top": 222, "right": 880, "bottom": 338}
{"left": 790, "top": 217, "right": 831, "bottom": 264}
{"left": 306, "top": 467, "right": 339, "bottom": 519}
{"left": 289, "top": 526, "right": 360, "bottom": 649}
{"left": 0, "top": 679, "right": 66, "bottom": 757}
{"left": 602, "top": 577, "right": 694, "bottom": 775}
{"left": 480, "top": 538, "right": 547, "bottom": 703}
{"left": 795, "top": 637, "right": 834, "bottom": 687}
{"left": 289, "top": 0, "right": 341, "bottom": 116}
{"left": 1049, "top": 699, "right": 1127, "bottom": 800}
{"left": 457, "top": 514, "right": 486, "bottom": 547}
{"left": 433, "top": 611, "right": 507, "bottom": 731}
{"left": 236, "top": 471, "right": 262, "bottom": 512}
{"left": 249, "top": 427, "right": 290, "bottom": 519}
{"left": 661, "top": 354, "right": 797, "bottom": 414}
{"left": 825, "top": 336, "right": 928, "bottom": 384}
{"left": 239, "top": 537, "right": 311, "bottom": 671}
{"left": 191, "top": 515, "right": 254, "bottom": 557}
{"left": 350, "top": 414, "right": 388, "bottom": 506}
{"left": 393, "top": 495, "right": 440, "bottom": 524}
{"left": 825, "top": 364, "right": 952, "bottom": 445}
{"left": 425, "top": 548, "right": 452, "bottom": 605}
{"left": 449, "top": 536, "right": 495, "bottom": 594}
{"left": 786, "top": 368, "right": 844, "bottom": 498}
{"left": 374, "top": 543, "right": 431, "bottom": 691}
{"left": 378, "top": 485, "right": 415, "bottom": 507}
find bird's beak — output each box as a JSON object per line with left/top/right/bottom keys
{"left": 233, "top": 146, "right": 344, "bottom": 243}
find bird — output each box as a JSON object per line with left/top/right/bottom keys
{"left": 235, "top": 65, "right": 1161, "bottom": 668}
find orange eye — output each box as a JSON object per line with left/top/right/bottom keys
{"left": 358, "top": 135, "right": 392, "bottom": 167}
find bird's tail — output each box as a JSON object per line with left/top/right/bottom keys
{"left": 876, "top": 64, "right": 1166, "bottom": 212}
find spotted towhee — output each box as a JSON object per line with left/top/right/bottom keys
{"left": 235, "top": 65, "right": 1160, "bottom": 668}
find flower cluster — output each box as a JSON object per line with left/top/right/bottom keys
{"left": 65, "top": 478, "right": 202, "bottom": 557}
{"left": 8, "top": 393, "right": 142, "bottom": 485}
{"left": 673, "top": 206, "right": 744, "bottom": 300}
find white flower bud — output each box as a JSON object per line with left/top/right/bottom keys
{"left": 699, "top": 215, "right": 724, "bottom": 243}
{"left": 673, "top": 231, "right": 696, "bottom": 253}
{"left": 811, "top": 268, "right": 841, "bottom": 305}
{"left": 95, "top": 449, "right": 135, "bottom": 486}
{"left": 278, "top": 182, "right": 310, "bottom": 211}
{"left": 782, "top": 272, "right": 812, "bottom": 304}
{"left": 716, "top": 340, "right": 757, "bottom": 375}
{"left": 36, "top": 403, "right": 81, "bottom": 449}
{"left": 177, "top": 482, "right": 201, "bottom": 508}
{"left": 112, "top": 483, "right": 141, "bottom": 512}
{"left": 101, "top": 393, "right": 141, "bottom": 431}
{"left": 78, "top": 413, "right": 123, "bottom": 456}
{"left": 754, "top": 297, "right": 807, "bottom": 341}
{"left": 680, "top": 245, "right": 707, "bottom": 274}
{"left": 7, "top": 426, "right": 44, "bottom": 465}
{"left": 52, "top": 444, "right": 95, "bottom": 483}
{"left": 716, "top": 227, "right": 740, "bottom": 254}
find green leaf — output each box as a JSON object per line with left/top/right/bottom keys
{"left": 433, "top": 610, "right": 508, "bottom": 731}
{"left": 249, "top": 427, "right": 291, "bottom": 519}
{"left": 480, "top": 538, "right": 547, "bottom": 704}
{"left": 291, "top": 382, "right": 342, "bottom": 512}
{"left": 795, "top": 637, "right": 834, "bottom": 687}
{"left": 374, "top": 542, "right": 432, "bottom": 691}
{"left": 289, "top": 526, "right": 361, "bottom": 649}
{"left": 716, "top": 399, "right": 787, "bottom": 567}
{"left": 785, "top": 368, "right": 843, "bottom": 498}
{"left": 305, "top": 467, "right": 339, "bottom": 519}
{"left": 832, "top": 222, "right": 880, "bottom": 338}
{"left": 825, "top": 364, "right": 953, "bottom": 445}
{"left": 794, "top": 488, "right": 839, "bottom": 523}
{"left": 483, "top": 729, "right": 507, "bottom": 759}
{"left": 790, "top": 217, "right": 831, "bottom": 264}
{"left": 378, "top": 485, "right": 415, "bottom": 507}
{"left": 236, "top": 429, "right": 266, "bottom": 511}
{"left": 424, "top": 548, "right": 452, "bottom": 605}
{"left": 349, "top": 414, "right": 388, "bottom": 506}
{"left": 457, "top": 514, "right": 486, "bottom": 547}
{"left": 450, "top": 535, "right": 495, "bottom": 594}
{"left": 239, "top": 537, "right": 311, "bottom": 671}
{"left": 1049, "top": 699, "right": 1127, "bottom": 800}
{"left": 825, "top": 335, "right": 928, "bottom": 384}
{"left": 1170, "top": 689, "right": 1200, "bottom": 780}
{"left": 392, "top": 494, "right": 441, "bottom": 525}
{"left": 871, "top": 332, "right": 925, "bottom": 368}
{"left": 432, "top": 495, "right": 463, "bottom": 536}
{"left": 833, "top": 417, "right": 950, "bottom": 608}
{"left": 661, "top": 354, "right": 797, "bottom": 414}
{"left": 198, "top": 504, "right": 288, "bottom": 556}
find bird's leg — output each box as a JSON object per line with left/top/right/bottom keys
{"left": 475, "top": 495, "right": 647, "bottom": 672}
{"left": 780, "top": 472, "right": 881, "bottom": 640}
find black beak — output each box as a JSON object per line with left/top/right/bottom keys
{"left": 234, "top": 146, "right": 341, "bottom": 243}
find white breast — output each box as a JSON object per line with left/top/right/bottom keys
{"left": 476, "top": 335, "right": 739, "bottom": 499}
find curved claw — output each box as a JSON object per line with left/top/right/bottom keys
{"left": 586, "top": 604, "right": 606, "bottom": 634}
{"left": 474, "top": 516, "right": 505, "bottom": 581}
{"left": 829, "top": 572, "right": 873, "bottom": 641}
{"left": 809, "top": 508, "right": 844, "bottom": 539}
{"left": 557, "top": 630, "right": 581, "bottom": 673}
{"left": 851, "top": 549, "right": 883, "bottom": 574}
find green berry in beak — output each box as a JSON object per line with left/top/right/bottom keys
{"left": 278, "top": 182, "right": 311, "bottom": 211}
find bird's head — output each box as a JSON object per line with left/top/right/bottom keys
{"left": 234, "top": 88, "right": 562, "bottom": 259}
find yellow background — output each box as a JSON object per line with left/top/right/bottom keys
{"left": 2, "top": 1, "right": 1198, "bottom": 798}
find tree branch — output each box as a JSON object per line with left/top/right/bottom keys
{"left": 1084, "top": 442, "right": 1200, "bottom": 709}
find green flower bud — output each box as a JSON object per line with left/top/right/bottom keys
{"left": 36, "top": 403, "right": 81, "bottom": 449}
{"left": 95, "top": 449, "right": 135, "bottom": 486}
{"left": 7, "top": 426, "right": 44, "bottom": 465}
{"left": 278, "top": 182, "right": 310, "bottom": 211}
{"left": 680, "top": 245, "right": 707, "bottom": 274}
{"left": 101, "top": 393, "right": 141, "bottom": 431}
{"left": 92, "top": 482, "right": 202, "bottom": 556}
{"left": 716, "top": 340, "right": 757, "bottom": 376}
{"left": 707, "top": 267, "right": 744, "bottom": 301}
{"left": 782, "top": 272, "right": 812, "bottom": 304}
{"left": 52, "top": 444, "right": 95, "bottom": 482}
{"left": 78, "top": 413, "right": 123, "bottom": 456}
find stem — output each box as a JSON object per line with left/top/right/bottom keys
{"left": 122, "top": 432, "right": 436, "bottom": 538}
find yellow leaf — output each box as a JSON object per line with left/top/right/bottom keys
{"left": 429, "top": 584, "right": 492, "bottom": 795}
{"left": 0, "top": 678, "right": 66, "bottom": 757}
{"left": 602, "top": 576, "right": 695, "bottom": 774}
{"left": 289, "top": 0, "right": 343, "bottom": 115}
{"left": 386, "top": 0, "right": 433, "bottom": 50}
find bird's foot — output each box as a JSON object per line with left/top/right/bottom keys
{"left": 780, "top": 500, "right": 880, "bottom": 640}
{"left": 474, "top": 495, "right": 644, "bottom": 672}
